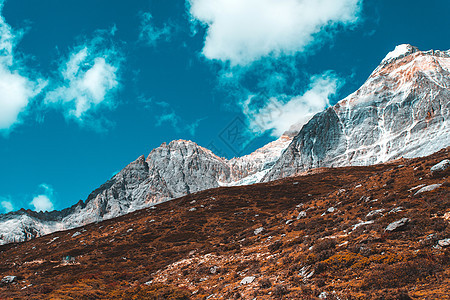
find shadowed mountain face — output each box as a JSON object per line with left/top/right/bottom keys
{"left": 0, "top": 45, "right": 449, "bottom": 245}
{"left": 0, "top": 136, "right": 291, "bottom": 245}
{"left": 0, "top": 148, "right": 448, "bottom": 299}
{"left": 264, "top": 45, "right": 450, "bottom": 181}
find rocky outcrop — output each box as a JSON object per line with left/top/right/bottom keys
{"left": 0, "top": 136, "right": 291, "bottom": 245}
{"left": 263, "top": 44, "right": 450, "bottom": 181}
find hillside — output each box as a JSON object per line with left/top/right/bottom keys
{"left": 0, "top": 147, "right": 448, "bottom": 299}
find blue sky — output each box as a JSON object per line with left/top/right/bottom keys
{"left": 0, "top": 0, "right": 449, "bottom": 213}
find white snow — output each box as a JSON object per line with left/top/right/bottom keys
{"left": 382, "top": 44, "right": 411, "bottom": 62}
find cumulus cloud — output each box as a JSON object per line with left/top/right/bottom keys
{"left": 0, "top": 3, "right": 45, "bottom": 132}
{"left": 188, "top": 0, "right": 362, "bottom": 65}
{"left": 138, "top": 12, "right": 173, "bottom": 46}
{"left": 45, "top": 33, "right": 121, "bottom": 124}
{"left": 241, "top": 72, "right": 340, "bottom": 136}
{"left": 30, "top": 184, "right": 55, "bottom": 212}
{"left": 0, "top": 198, "right": 13, "bottom": 213}
{"left": 30, "top": 195, "right": 54, "bottom": 212}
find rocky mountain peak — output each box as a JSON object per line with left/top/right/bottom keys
{"left": 263, "top": 45, "right": 450, "bottom": 181}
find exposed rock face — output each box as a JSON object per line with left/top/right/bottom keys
{"left": 264, "top": 45, "right": 450, "bottom": 181}
{"left": 385, "top": 218, "right": 410, "bottom": 232}
{"left": 431, "top": 159, "right": 450, "bottom": 174}
{"left": 0, "top": 136, "right": 291, "bottom": 245}
{"left": 1, "top": 45, "right": 449, "bottom": 245}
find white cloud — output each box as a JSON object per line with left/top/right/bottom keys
{"left": 30, "top": 195, "right": 54, "bottom": 212}
{"left": 138, "top": 12, "right": 172, "bottom": 46}
{"left": 1, "top": 199, "right": 13, "bottom": 213}
{"left": 0, "top": 3, "right": 45, "bottom": 132}
{"left": 45, "top": 34, "right": 121, "bottom": 123}
{"left": 30, "top": 183, "right": 55, "bottom": 212}
{"left": 189, "top": 0, "right": 362, "bottom": 65}
{"left": 241, "top": 72, "right": 340, "bottom": 136}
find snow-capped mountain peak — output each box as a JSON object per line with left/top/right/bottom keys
{"left": 381, "top": 44, "right": 418, "bottom": 63}
{"left": 263, "top": 45, "right": 450, "bottom": 181}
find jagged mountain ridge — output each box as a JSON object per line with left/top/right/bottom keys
{"left": 1, "top": 44, "right": 449, "bottom": 245}
{"left": 0, "top": 147, "right": 448, "bottom": 299}
{"left": 264, "top": 44, "right": 450, "bottom": 181}
{"left": 0, "top": 136, "right": 291, "bottom": 244}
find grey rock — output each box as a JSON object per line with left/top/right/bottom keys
{"left": 414, "top": 184, "right": 442, "bottom": 195}
{"left": 297, "top": 211, "right": 307, "bottom": 219}
{"left": 431, "top": 159, "right": 450, "bottom": 174}
{"left": 385, "top": 218, "right": 410, "bottom": 232}
{"left": 263, "top": 45, "right": 450, "bottom": 181}
{"left": 438, "top": 238, "right": 450, "bottom": 247}
{"left": 1, "top": 276, "right": 16, "bottom": 285}
{"left": 240, "top": 276, "right": 255, "bottom": 285}
{"left": 254, "top": 227, "right": 264, "bottom": 235}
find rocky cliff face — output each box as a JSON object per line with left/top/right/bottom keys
{"left": 263, "top": 44, "right": 450, "bottom": 181}
{"left": 0, "top": 136, "right": 291, "bottom": 245}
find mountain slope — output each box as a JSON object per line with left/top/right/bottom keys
{"left": 1, "top": 44, "right": 449, "bottom": 245}
{"left": 0, "top": 136, "right": 291, "bottom": 245}
{"left": 0, "top": 148, "right": 448, "bottom": 299}
{"left": 264, "top": 44, "right": 450, "bottom": 181}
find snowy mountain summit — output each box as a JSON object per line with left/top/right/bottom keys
{"left": 1, "top": 45, "right": 449, "bottom": 244}
{"left": 264, "top": 44, "right": 450, "bottom": 181}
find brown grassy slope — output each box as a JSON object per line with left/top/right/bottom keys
{"left": 0, "top": 148, "right": 448, "bottom": 299}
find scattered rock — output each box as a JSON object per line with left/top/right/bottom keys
{"left": 71, "top": 232, "right": 81, "bottom": 238}
{"left": 444, "top": 212, "right": 450, "bottom": 222}
{"left": 385, "top": 218, "right": 410, "bottom": 232}
{"left": 366, "top": 209, "right": 385, "bottom": 219}
{"left": 430, "top": 159, "right": 450, "bottom": 174}
{"left": 408, "top": 184, "right": 425, "bottom": 192}
{"left": 389, "top": 207, "right": 404, "bottom": 214}
{"left": 254, "top": 227, "right": 264, "bottom": 235}
{"left": 297, "top": 211, "right": 307, "bottom": 219}
{"left": 62, "top": 255, "right": 75, "bottom": 264}
{"left": 1, "top": 276, "right": 16, "bottom": 285}
{"left": 438, "top": 238, "right": 450, "bottom": 248}
{"left": 414, "top": 184, "right": 442, "bottom": 195}
{"left": 352, "top": 220, "right": 374, "bottom": 231}
{"left": 240, "top": 276, "right": 255, "bottom": 285}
